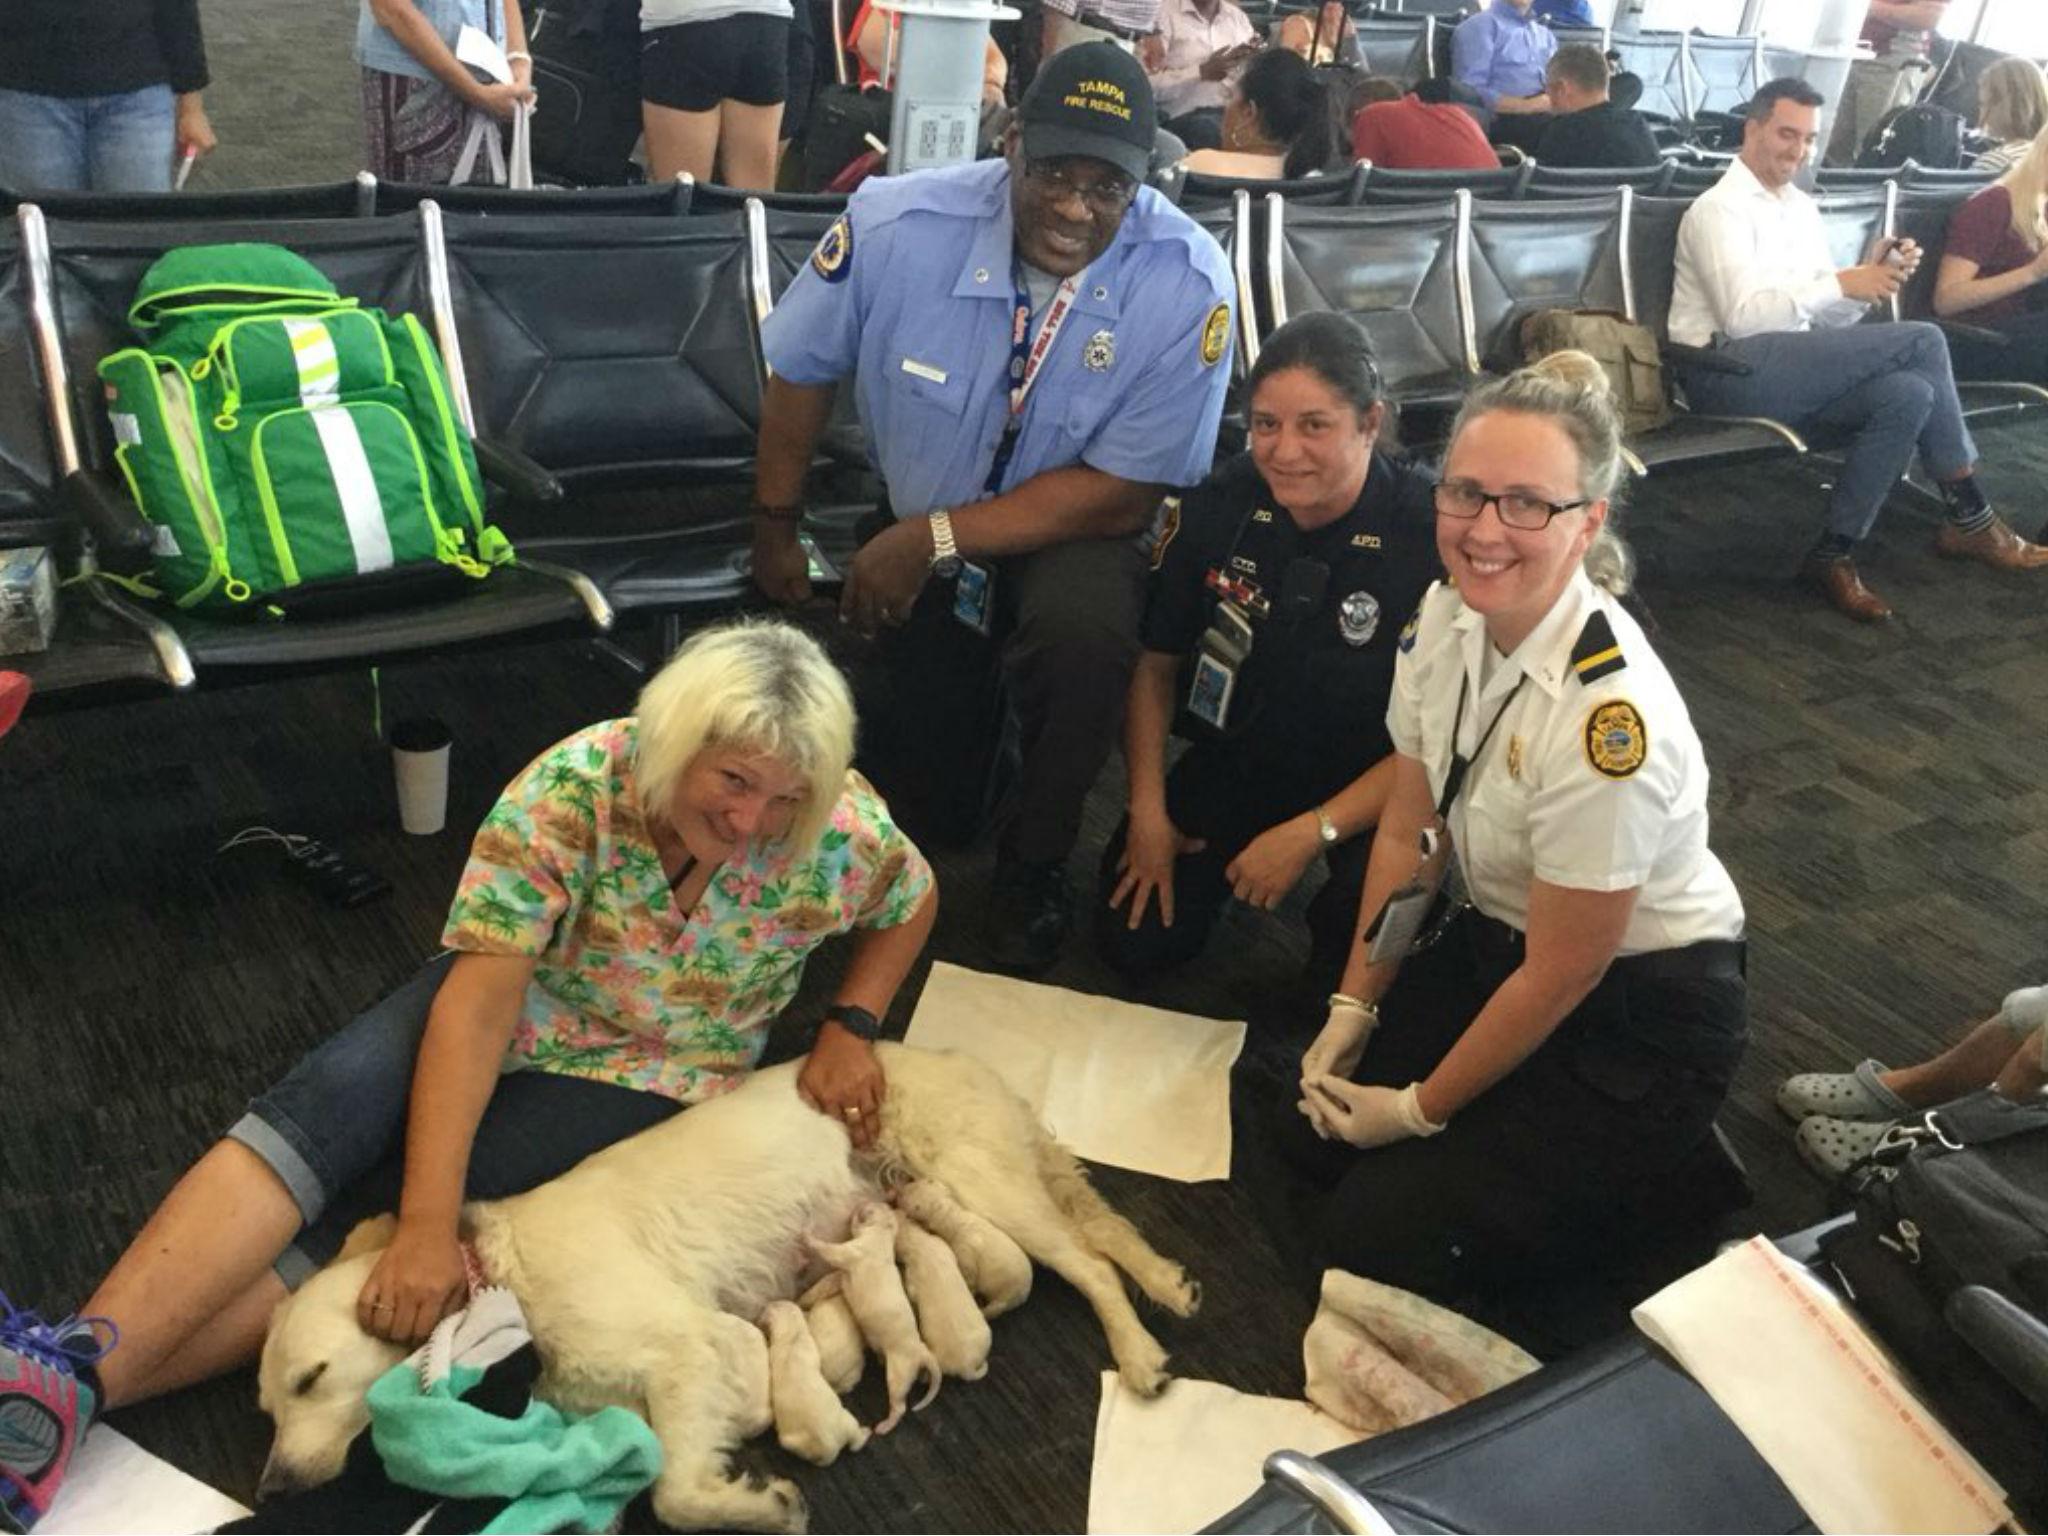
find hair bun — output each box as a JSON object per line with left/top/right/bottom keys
{"left": 1524, "top": 348, "right": 1612, "bottom": 398}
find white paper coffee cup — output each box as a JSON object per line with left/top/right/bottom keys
{"left": 390, "top": 717, "right": 453, "bottom": 836}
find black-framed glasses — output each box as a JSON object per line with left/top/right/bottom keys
{"left": 1023, "top": 160, "right": 1137, "bottom": 216}
{"left": 1432, "top": 479, "right": 1589, "bottom": 530}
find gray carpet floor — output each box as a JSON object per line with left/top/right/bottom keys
{"left": 3, "top": 2, "right": 2047, "bottom": 1528}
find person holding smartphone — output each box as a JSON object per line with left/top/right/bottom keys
{"left": 1098, "top": 312, "right": 1438, "bottom": 987}
{"left": 1139, "top": 0, "right": 1260, "bottom": 153}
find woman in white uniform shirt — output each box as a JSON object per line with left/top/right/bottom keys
{"left": 1281, "top": 353, "right": 1748, "bottom": 1322}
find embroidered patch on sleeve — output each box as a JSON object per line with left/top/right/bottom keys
{"left": 811, "top": 216, "right": 853, "bottom": 283}
{"left": 1584, "top": 699, "right": 1648, "bottom": 779}
{"left": 1199, "top": 301, "right": 1230, "bottom": 366}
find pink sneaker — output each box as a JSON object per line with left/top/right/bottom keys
{"left": 0, "top": 1294, "right": 115, "bottom": 1534}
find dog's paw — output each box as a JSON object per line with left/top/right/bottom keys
{"left": 1115, "top": 1334, "right": 1172, "bottom": 1398}
{"left": 1161, "top": 1267, "right": 1201, "bottom": 1318}
{"left": 763, "top": 1476, "right": 808, "bottom": 1534}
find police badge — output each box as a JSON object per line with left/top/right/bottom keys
{"left": 1338, "top": 590, "right": 1380, "bottom": 647}
{"left": 1083, "top": 329, "right": 1116, "bottom": 372}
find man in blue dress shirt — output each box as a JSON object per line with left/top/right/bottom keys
{"left": 753, "top": 43, "right": 1235, "bottom": 973}
{"left": 1450, "top": 0, "right": 1556, "bottom": 152}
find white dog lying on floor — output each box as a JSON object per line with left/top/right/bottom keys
{"left": 257, "top": 1042, "right": 1199, "bottom": 1532}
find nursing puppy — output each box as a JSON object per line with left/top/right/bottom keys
{"left": 797, "top": 1276, "right": 865, "bottom": 1393}
{"left": 895, "top": 1213, "right": 992, "bottom": 1380}
{"left": 259, "top": 1044, "right": 1199, "bottom": 1532}
{"left": 806, "top": 1203, "right": 939, "bottom": 1434}
{"left": 760, "top": 1301, "right": 868, "bottom": 1465}
{"left": 899, "top": 1177, "right": 1034, "bottom": 1317}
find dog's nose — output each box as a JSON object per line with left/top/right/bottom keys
{"left": 256, "top": 1458, "right": 304, "bottom": 1501}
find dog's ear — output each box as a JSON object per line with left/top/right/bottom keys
{"left": 337, "top": 1213, "right": 399, "bottom": 1261}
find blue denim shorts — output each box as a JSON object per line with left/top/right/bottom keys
{"left": 230, "top": 954, "right": 685, "bottom": 1288}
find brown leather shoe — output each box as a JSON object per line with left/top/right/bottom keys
{"left": 1933, "top": 514, "right": 2048, "bottom": 571}
{"left": 1797, "top": 553, "right": 1893, "bottom": 623}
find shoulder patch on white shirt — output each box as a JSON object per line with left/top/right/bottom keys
{"left": 1584, "top": 698, "right": 1648, "bottom": 780}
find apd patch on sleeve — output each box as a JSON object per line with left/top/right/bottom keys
{"left": 1584, "top": 700, "right": 1648, "bottom": 780}
{"left": 811, "top": 216, "right": 854, "bottom": 284}
{"left": 1199, "top": 302, "right": 1230, "bottom": 367}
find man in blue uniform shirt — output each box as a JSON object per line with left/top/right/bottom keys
{"left": 753, "top": 42, "right": 1235, "bottom": 973}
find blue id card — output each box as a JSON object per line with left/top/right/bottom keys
{"left": 953, "top": 561, "right": 993, "bottom": 634}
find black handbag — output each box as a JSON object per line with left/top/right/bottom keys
{"left": 1819, "top": 1090, "right": 2048, "bottom": 1524}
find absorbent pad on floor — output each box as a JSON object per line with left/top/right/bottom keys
{"left": 41, "top": 1425, "right": 250, "bottom": 1534}
{"left": 904, "top": 961, "right": 1246, "bottom": 1181}
{"left": 1086, "top": 1372, "right": 1354, "bottom": 1534}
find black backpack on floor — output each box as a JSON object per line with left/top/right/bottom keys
{"left": 1819, "top": 1090, "right": 2048, "bottom": 1524}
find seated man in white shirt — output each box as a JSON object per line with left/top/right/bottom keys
{"left": 1669, "top": 77, "right": 2048, "bottom": 622}
{"left": 1138, "top": 0, "right": 1258, "bottom": 149}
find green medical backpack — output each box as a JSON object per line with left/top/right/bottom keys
{"left": 98, "top": 243, "right": 512, "bottom": 613}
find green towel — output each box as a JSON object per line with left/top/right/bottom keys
{"left": 367, "top": 1357, "right": 662, "bottom": 1534}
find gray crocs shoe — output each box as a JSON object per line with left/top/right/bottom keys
{"left": 1796, "top": 1114, "right": 1897, "bottom": 1179}
{"left": 1775, "top": 1058, "right": 1912, "bottom": 1123}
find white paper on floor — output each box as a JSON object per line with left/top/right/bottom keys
{"left": 41, "top": 1425, "right": 250, "bottom": 1534}
{"left": 1087, "top": 1372, "right": 1357, "bottom": 1535}
{"left": 903, "top": 961, "right": 1246, "bottom": 1182}
{"left": 1633, "top": 1235, "right": 2010, "bottom": 1535}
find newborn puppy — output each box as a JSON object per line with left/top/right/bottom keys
{"left": 760, "top": 1301, "right": 869, "bottom": 1466}
{"left": 797, "top": 1274, "right": 866, "bottom": 1394}
{"left": 806, "top": 1203, "right": 940, "bottom": 1433}
{"left": 899, "top": 1178, "right": 1034, "bottom": 1318}
{"left": 895, "top": 1213, "right": 992, "bottom": 1381}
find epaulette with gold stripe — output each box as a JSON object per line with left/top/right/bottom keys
{"left": 1570, "top": 611, "right": 1626, "bottom": 684}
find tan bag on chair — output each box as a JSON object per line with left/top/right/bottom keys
{"left": 1519, "top": 309, "right": 1671, "bottom": 436}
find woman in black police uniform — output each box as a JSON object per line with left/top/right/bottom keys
{"left": 1097, "top": 312, "right": 1441, "bottom": 986}
{"left": 1273, "top": 353, "right": 1747, "bottom": 1337}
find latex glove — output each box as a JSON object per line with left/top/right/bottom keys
{"left": 1303, "top": 1078, "right": 1443, "bottom": 1150}
{"left": 1301, "top": 998, "right": 1376, "bottom": 1083}
{"left": 1297, "top": 1094, "right": 1337, "bottom": 1141}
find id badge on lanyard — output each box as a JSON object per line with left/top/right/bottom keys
{"left": 1364, "top": 669, "right": 1526, "bottom": 963}
{"left": 958, "top": 269, "right": 1080, "bottom": 630}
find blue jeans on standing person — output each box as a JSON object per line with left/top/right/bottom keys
{"left": 0, "top": 85, "right": 177, "bottom": 193}
{"left": 1677, "top": 322, "right": 1979, "bottom": 543}
{"left": 228, "top": 954, "right": 688, "bottom": 1288}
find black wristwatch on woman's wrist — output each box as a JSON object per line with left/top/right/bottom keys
{"left": 822, "top": 1003, "right": 881, "bottom": 1041}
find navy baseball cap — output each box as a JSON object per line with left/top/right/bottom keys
{"left": 1018, "top": 42, "right": 1157, "bottom": 186}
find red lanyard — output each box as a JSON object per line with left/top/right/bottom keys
{"left": 986, "top": 266, "right": 1080, "bottom": 495}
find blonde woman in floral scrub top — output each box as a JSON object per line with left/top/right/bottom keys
{"left": 0, "top": 622, "right": 935, "bottom": 1512}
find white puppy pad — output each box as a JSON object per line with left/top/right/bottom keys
{"left": 41, "top": 1425, "right": 250, "bottom": 1534}
{"left": 1633, "top": 1236, "right": 2009, "bottom": 1534}
{"left": 1087, "top": 1372, "right": 1355, "bottom": 1535}
{"left": 904, "top": 961, "right": 1246, "bottom": 1182}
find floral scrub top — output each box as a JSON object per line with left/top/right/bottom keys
{"left": 442, "top": 719, "right": 933, "bottom": 1102}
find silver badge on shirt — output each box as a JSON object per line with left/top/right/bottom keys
{"left": 1083, "top": 329, "right": 1116, "bottom": 372}
{"left": 1339, "top": 590, "right": 1380, "bottom": 647}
